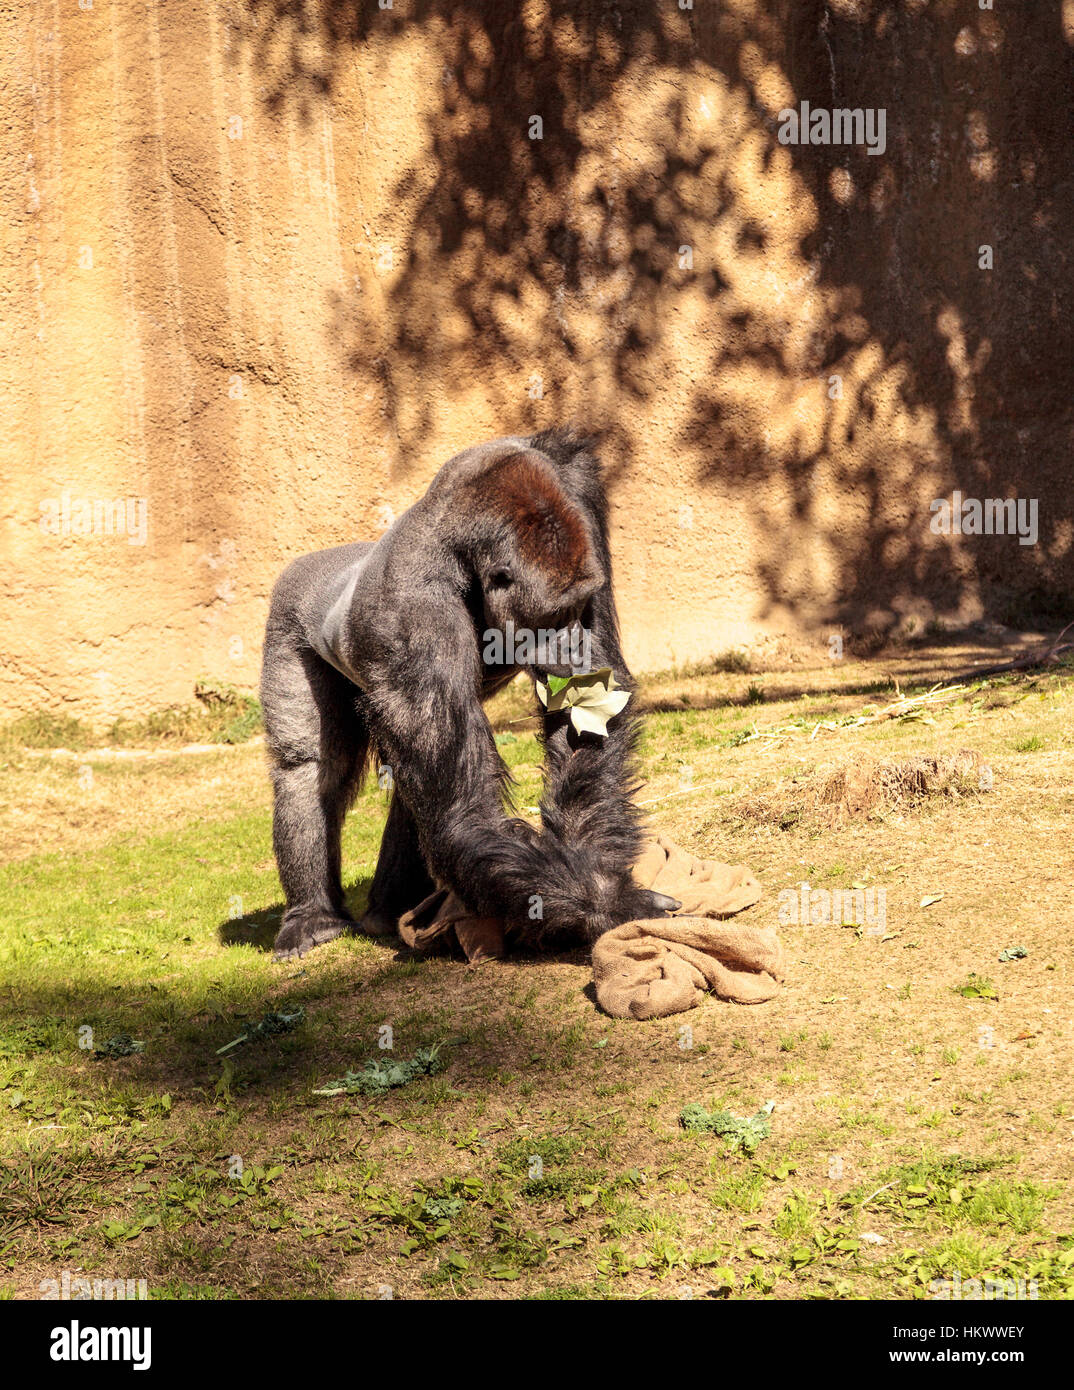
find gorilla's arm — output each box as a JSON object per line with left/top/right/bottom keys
{"left": 535, "top": 581, "right": 657, "bottom": 917}
{"left": 360, "top": 594, "right": 644, "bottom": 940}
{"left": 520, "top": 427, "right": 654, "bottom": 912}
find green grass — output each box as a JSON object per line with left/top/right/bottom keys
{"left": 2, "top": 653, "right": 1072, "bottom": 1299}
{"left": 0, "top": 679, "right": 262, "bottom": 753}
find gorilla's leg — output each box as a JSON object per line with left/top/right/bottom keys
{"left": 268, "top": 760, "right": 359, "bottom": 957}
{"left": 360, "top": 792, "right": 435, "bottom": 937}
{"left": 262, "top": 644, "right": 367, "bottom": 959}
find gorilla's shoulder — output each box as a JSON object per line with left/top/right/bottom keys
{"left": 269, "top": 541, "right": 375, "bottom": 607}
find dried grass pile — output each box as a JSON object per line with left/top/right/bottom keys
{"left": 738, "top": 749, "right": 992, "bottom": 829}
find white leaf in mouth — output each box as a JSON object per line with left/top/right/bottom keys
{"left": 535, "top": 667, "right": 632, "bottom": 737}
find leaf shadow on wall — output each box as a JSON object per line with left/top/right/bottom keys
{"left": 243, "top": 0, "right": 1073, "bottom": 632}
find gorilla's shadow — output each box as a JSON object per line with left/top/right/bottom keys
{"left": 217, "top": 877, "right": 374, "bottom": 952}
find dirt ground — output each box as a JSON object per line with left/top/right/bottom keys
{"left": 1, "top": 634, "right": 1071, "bottom": 1300}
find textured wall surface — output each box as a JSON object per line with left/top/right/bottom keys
{"left": 2, "top": 0, "right": 1071, "bottom": 720}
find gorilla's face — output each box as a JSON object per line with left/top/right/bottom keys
{"left": 468, "top": 447, "right": 603, "bottom": 677}
{"left": 479, "top": 547, "right": 601, "bottom": 678}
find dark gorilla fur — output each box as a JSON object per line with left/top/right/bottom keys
{"left": 260, "top": 427, "right": 679, "bottom": 959}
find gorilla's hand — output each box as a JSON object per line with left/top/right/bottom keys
{"left": 594, "top": 880, "right": 682, "bottom": 936}
{"left": 631, "top": 886, "right": 682, "bottom": 917}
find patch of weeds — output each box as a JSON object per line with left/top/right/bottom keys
{"left": 0, "top": 1019, "right": 70, "bottom": 1058}
{"left": 484, "top": 1219, "right": 578, "bottom": 1280}
{"left": 709, "top": 1169, "right": 766, "bottom": 1215}
{"left": 216, "top": 1008, "right": 305, "bottom": 1055}
{"left": 0, "top": 1149, "right": 103, "bottom": 1231}
{"left": 742, "top": 1266, "right": 777, "bottom": 1294}
{"left": 599, "top": 1198, "right": 683, "bottom": 1243}
{"left": 952, "top": 974, "right": 999, "bottom": 1001}
{"left": 363, "top": 1184, "right": 459, "bottom": 1255}
{"left": 594, "top": 1242, "right": 646, "bottom": 1279}
{"left": 680, "top": 1101, "right": 774, "bottom": 1156}
{"left": 525, "top": 1282, "right": 598, "bottom": 1300}
{"left": 106, "top": 680, "right": 262, "bottom": 747}
{"left": 890, "top": 1233, "right": 1012, "bottom": 1295}
{"left": 957, "top": 1181, "right": 1050, "bottom": 1234}
{"left": 772, "top": 1192, "right": 818, "bottom": 1244}
{"left": 496, "top": 1134, "right": 583, "bottom": 1175}
{"left": 92, "top": 1034, "right": 145, "bottom": 1060}
{"left": 521, "top": 1165, "right": 605, "bottom": 1201}
{"left": 496, "top": 1134, "right": 603, "bottom": 1201}
{"left": 643, "top": 1234, "right": 688, "bottom": 1274}
{"left": 844, "top": 1155, "right": 1049, "bottom": 1234}
{"left": 833, "top": 1102, "right": 894, "bottom": 1136}
{"left": 0, "top": 711, "right": 92, "bottom": 751}
{"left": 312, "top": 1044, "right": 443, "bottom": 1096}
{"left": 712, "top": 649, "right": 752, "bottom": 674}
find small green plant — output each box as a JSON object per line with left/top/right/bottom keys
{"left": 216, "top": 1008, "right": 306, "bottom": 1055}
{"left": 680, "top": 1101, "right": 774, "bottom": 1155}
{"left": 313, "top": 1044, "right": 443, "bottom": 1096}
{"left": 953, "top": 974, "right": 999, "bottom": 1001}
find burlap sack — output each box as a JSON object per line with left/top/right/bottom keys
{"left": 591, "top": 915, "right": 784, "bottom": 1021}
{"left": 398, "top": 887, "right": 506, "bottom": 963}
{"left": 394, "top": 832, "right": 782, "bottom": 1019}
{"left": 631, "top": 833, "right": 763, "bottom": 916}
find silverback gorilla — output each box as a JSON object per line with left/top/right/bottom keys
{"left": 260, "top": 427, "right": 679, "bottom": 959}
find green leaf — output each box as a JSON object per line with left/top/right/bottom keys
{"left": 535, "top": 667, "right": 632, "bottom": 738}
{"left": 312, "top": 1043, "right": 444, "bottom": 1096}
{"left": 216, "top": 1008, "right": 305, "bottom": 1055}
{"left": 94, "top": 1034, "right": 145, "bottom": 1060}
{"left": 679, "top": 1100, "right": 775, "bottom": 1155}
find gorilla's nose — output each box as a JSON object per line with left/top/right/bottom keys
{"left": 564, "top": 617, "right": 590, "bottom": 670}
{"left": 538, "top": 619, "right": 591, "bottom": 676}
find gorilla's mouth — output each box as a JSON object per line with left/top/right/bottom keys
{"left": 532, "top": 629, "right": 592, "bottom": 679}
{"left": 537, "top": 619, "right": 591, "bottom": 676}
{"left": 534, "top": 653, "right": 591, "bottom": 679}
{"left": 482, "top": 619, "right": 592, "bottom": 677}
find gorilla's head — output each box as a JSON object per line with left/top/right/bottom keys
{"left": 462, "top": 448, "right": 603, "bottom": 677}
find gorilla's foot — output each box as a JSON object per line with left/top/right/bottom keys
{"left": 356, "top": 907, "right": 398, "bottom": 938}
{"left": 272, "top": 908, "right": 351, "bottom": 960}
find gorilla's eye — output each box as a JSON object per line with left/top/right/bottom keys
{"left": 488, "top": 567, "right": 514, "bottom": 590}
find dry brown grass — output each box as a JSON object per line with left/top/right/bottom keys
{"left": 2, "top": 637, "right": 1072, "bottom": 1300}
{"left": 736, "top": 749, "right": 992, "bottom": 829}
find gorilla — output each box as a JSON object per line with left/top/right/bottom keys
{"left": 260, "top": 426, "right": 679, "bottom": 959}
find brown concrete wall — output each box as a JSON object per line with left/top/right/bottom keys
{"left": 2, "top": 0, "right": 1071, "bottom": 722}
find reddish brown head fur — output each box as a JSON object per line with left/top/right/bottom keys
{"left": 477, "top": 450, "right": 597, "bottom": 590}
